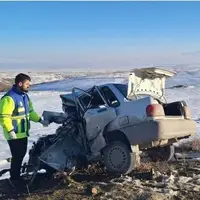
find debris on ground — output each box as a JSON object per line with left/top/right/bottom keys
{"left": 0, "top": 158, "right": 200, "bottom": 200}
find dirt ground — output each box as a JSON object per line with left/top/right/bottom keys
{"left": 0, "top": 156, "right": 200, "bottom": 200}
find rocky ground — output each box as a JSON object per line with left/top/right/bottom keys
{"left": 0, "top": 150, "right": 200, "bottom": 200}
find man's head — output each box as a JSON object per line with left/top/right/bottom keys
{"left": 15, "top": 73, "right": 31, "bottom": 93}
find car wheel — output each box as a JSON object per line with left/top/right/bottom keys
{"left": 103, "top": 141, "right": 134, "bottom": 174}
{"left": 147, "top": 145, "right": 175, "bottom": 162}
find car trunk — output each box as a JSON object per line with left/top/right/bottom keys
{"left": 127, "top": 67, "right": 175, "bottom": 101}
{"left": 162, "top": 101, "right": 191, "bottom": 119}
{"left": 163, "top": 101, "right": 186, "bottom": 116}
{"left": 127, "top": 67, "right": 191, "bottom": 119}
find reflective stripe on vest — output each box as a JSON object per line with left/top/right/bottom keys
{"left": 12, "top": 114, "right": 30, "bottom": 134}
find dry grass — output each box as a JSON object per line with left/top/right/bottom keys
{"left": 0, "top": 77, "right": 14, "bottom": 92}
{"left": 0, "top": 82, "right": 11, "bottom": 92}
{"left": 135, "top": 162, "right": 153, "bottom": 172}
{"left": 1, "top": 160, "right": 200, "bottom": 200}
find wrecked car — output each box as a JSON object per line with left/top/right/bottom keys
{"left": 26, "top": 67, "right": 196, "bottom": 181}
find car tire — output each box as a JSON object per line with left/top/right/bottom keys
{"left": 103, "top": 141, "right": 134, "bottom": 174}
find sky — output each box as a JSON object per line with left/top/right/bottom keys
{"left": 1, "top": 1, "right": 200, "bottom": 70}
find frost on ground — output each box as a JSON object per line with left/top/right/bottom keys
{"left": 0, "top": 66, "right": 200, "bottom": 199}
{"left": 0, "top": 159, "right": 200, "bottom": 200}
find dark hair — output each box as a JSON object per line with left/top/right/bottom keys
{"left": 15, "top": 73, "right": 31, "bottom": 84}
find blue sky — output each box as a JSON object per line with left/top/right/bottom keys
{"left": 0, "top": 1, "right": 200, "bottom": 70}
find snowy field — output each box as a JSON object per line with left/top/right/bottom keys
{"left": 0, "top": 70, "right": 130, "bottom": 86}
{"left": 0, "top": 66, "right": 200, "bottom": 179}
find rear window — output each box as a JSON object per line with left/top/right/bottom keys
{"left": 101, "top": 86, "right": 120, "bottom": 107}
{"left": 114, "top": 84, "right": 128, "bottom": 98}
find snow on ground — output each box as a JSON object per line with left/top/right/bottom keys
{"left": 0, "top": 70, "right": 129, "bottom": 85}
{"left": 0, "top": 66, "right": 200, "bottom": 179}
{"left": 0, "top": 91, "right": 66, "bottom": 179}
{"left": 0, "top": 72, "right": 66, "bottom": 85}
{"left": 31, "top": 75, "right": 128, "bottom": 91}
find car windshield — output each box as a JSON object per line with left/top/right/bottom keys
{"left": 114, "top": 84, "right": 128, "bottom": 98}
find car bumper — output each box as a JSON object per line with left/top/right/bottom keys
{"left": 122, "top": 119, "right": 197, "bottom": 146}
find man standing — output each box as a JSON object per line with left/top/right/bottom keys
{"left": 0, "top": 73, "right": 48, "bottom": 188}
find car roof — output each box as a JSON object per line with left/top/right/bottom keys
{"left": 60, "top": 83, "right": 127, "bottom": 101}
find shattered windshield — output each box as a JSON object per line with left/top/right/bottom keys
{"left": 79, "top": 87, "right": 106, "bottom": 110}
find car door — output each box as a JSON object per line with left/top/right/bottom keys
{"left": 83, "top": 87, "right": 117, "bottom": 153}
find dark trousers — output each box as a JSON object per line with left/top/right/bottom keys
{"left": 8, "top": 138, "right": 27, "bottom": 180}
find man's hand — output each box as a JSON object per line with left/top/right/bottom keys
{"left": 9, "top": 131, "right": 17, "bottom": 140}
{"left": 40, "top": 119, "right": 49, "bottom": 127}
